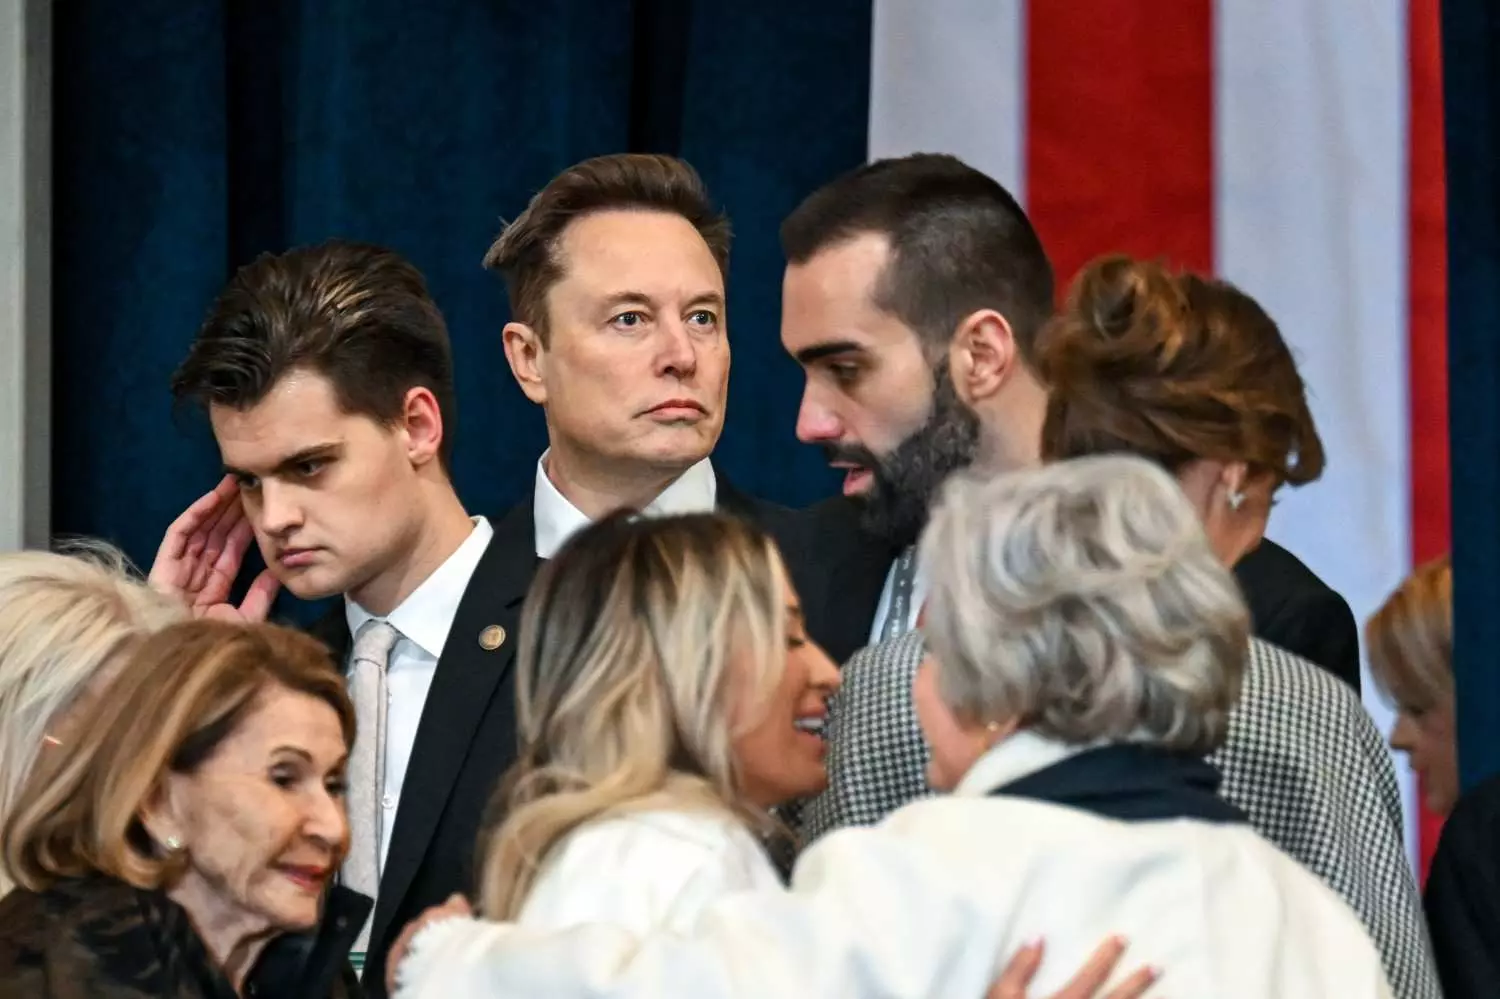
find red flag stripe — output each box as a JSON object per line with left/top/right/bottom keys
{"left": 1026, "top": 0, "right": 1215, "bottom": 287}
{"left": 1407, "top": 0, "right": 1450, "bottom": 881}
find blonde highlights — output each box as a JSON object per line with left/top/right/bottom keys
{"left": 1366, "top": 555, "right": 1452, "bottom": 713}
{"left": 3, "top": 619, "right": 354, "bottom": 893}
{"left": 0, "top": 544, "right": 183, "bottom": 895}
{"left": 478, "top": 512, "right": 786, "bottom": 920}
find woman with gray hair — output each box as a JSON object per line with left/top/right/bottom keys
{"left": 393, "top": 455, "right": 1388, "bottom": 998}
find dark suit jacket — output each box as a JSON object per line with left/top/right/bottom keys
{"left": 310, "top": 506, "right": 534, "bottom": 999}
{"left": 314, "top": 470, "right": 800, "bottom": 997}
{"left": 1424, "top": 772, "right": 1500, "bottom": 999}
{"left": 791, "top": 496, "right": 1362, "bottom": 691}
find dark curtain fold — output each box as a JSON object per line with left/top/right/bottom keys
{"left": 1442, "top": 0, "right": 1500, "bottom": 790}
{"left": 53, "top": 1, "right": 866, "bottom": 607}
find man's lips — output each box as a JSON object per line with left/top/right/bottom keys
{"left": 277, "top": 547, "right": 320, "bottom": 568}
{"left": 646, "top": 399, "right": 708, "bottom": 419}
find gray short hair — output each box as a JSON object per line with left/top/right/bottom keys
{"left": 919, "top": 454, "right": 1249, "bottom": 754}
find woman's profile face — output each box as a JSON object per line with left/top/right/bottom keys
{"left": 730, "top": 558, "right": 842, "bottom": 809}
{"left": 150, "top": 681, "right": 350, "bottom": 937}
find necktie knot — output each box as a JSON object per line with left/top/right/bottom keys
{"left": 352, "top": 619, "right": 400, "bottom": 671}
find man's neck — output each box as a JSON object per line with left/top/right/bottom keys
{"left": 348, "top": 479, "right": 475, "bottom": 617}
{"left": 544, "top": 446, "right": 690, "bottom": 521}
{"left": 975, "top": 372, "right": 1046, "bottom": 476}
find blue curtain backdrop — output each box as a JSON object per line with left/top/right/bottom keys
{"left": 1443, "top": 0, "right": 1500, "bottom": 791}
{"left": 52, "top": 1, "right": 869, "bottom": 614}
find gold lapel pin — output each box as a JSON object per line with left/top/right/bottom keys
{"left": 479, "top": 624, "right": 506, "bottom": 651}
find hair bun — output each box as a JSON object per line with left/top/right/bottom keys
{"left": 1036, "top": 255, "right": 1191, "bottom": 396}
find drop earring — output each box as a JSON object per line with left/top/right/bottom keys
{"left": 1227, "top": 489, "right": 1246, "bottom": 512}
{"left": 164, "top": 835, "right": 184, "bottom": 853}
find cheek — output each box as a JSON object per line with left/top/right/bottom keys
{"left": 185, "top": 784, "right": 306, "bottom": 924}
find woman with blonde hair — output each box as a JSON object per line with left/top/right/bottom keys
{"left": 477, "top": 510, "right": 841, "bottom": 930}
{"left": 0, "top": 545, "right": 182, "bottom": 895}
{"left": 0, "top": 618, "right": 368, "bottom": 997}
{"left": 391, "top": 456, "right": 1386, "bottom": 997}
{"left": 1366, "top": 555, "right": 1455, "bottom": 815}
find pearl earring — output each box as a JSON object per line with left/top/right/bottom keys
{"left": 1227, "top": 489, "right": 1246, "bottom": 512}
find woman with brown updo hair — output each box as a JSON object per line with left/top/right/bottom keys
{"left": 1034, "top": 255, "right": 1441, "bottom": 999}
{"left": 1037, "top": 255, "right": 1363, "bottom": 690}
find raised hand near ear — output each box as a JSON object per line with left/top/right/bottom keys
{"left": 987, "top": 936, "right": 1157, "bottom": 999}
{"left": 149, "top": 475, "right": 280, "bottom": 622}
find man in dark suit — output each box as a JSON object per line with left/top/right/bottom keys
{"left": 479, "top": 153, "right": 805, "bottom": 595}
{"left": 776, "top": 153, "right": 1359, "bottom": 687}
{"left": 152, "top": 240, "right": 524, "bottom": 997}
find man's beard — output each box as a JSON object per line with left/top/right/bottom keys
{"left": 824, "top": 368, "right": 982, "bottom": 548}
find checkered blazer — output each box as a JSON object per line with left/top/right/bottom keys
{"left": 799, "top": 632, "right": 1440, "bottom": 999}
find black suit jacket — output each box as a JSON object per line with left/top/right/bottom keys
{"left": 314, "top": 470, "right": 800, "bottom": 996}
{"left": 1424, "top": 772, "right": 1500, "bottom": 999}
{"left": 309, "top": 504, "right": 536, "bottom": 999}
{"left": 791, "top": 497, "right": 1362, "bottom": 691}
{"left": 1233, "top": 538, "right": 1362, "bottom": 693}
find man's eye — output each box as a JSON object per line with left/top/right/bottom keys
{"left": 687, "top": 310, "right": 718, "bottom": 328}
{"left": 611, "top": 311, "right": 647, "bottom": 329}
{"left": 828, "top": 363, "right": 860, "bottom": 386}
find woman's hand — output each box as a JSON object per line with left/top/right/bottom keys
{"left": 386, "top": 893, "right": 473, "bottom": 994}
{"left": 988, "top": 936, "right": 1157, "bottom": 999}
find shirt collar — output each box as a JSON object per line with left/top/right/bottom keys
{"left": 344, "top": 516, "right": 494, "bottom": 659}
{"left": 952, "top": 729, "right": 1111, "bottom": 798}
{"left": 531, "top": 452, "right": 718, "bottom": 559}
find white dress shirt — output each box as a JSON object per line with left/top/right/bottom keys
{"left": 532, "top": 453, "right": 718, "bottom": 560}
{"left": 518, "top": 808, "right": 782, "bottom": 936}
{"left": 866, "top": 553, "right": 928, "bottom": 645}
{"left": 345, "top": 516, "right": 493, "bottom": 873}
{"left": 397, "top": 730, "right": 1391, "bottom": 999}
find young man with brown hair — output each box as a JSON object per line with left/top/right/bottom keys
{"left": 153, "top": 239, "right": 525, "bottom": 997}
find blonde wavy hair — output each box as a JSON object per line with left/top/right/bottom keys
{"left": 1366, "top": 554, "right": 1452, "bottom": 714}
{"left": 479, "top": 511, "right": 788, "bottom": 920}
{"left": 0, "top": 543, "right": 183, "bottom": 894}
{"left": 4, "top": 619, "right": 354, "bottom": 893}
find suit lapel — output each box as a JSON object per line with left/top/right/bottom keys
{"left": 367, "top": 502, "right": 538, "bottom": 951}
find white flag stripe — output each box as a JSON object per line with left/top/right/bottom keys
{"left": 869, "top": 0, "right": 1420, "bottom": 857}
{"left": 1214, "top": 0, "right": 1415, "bottom": 857}
{"left": 867, "top": 0, "right": 1026, "bottom": 200}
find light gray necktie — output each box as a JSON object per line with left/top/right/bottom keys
{"left": 878, "top": 545, "right": 918, "bottom": 643}
{"left": 346, "top": 619, "right": 400, "bottom": 954}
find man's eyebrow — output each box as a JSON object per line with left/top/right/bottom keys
{"left": 794, "top": 341, "right": 867, "bottom": 365}
{"left": 223, "top": 442, "right": 342, "bottom": 478}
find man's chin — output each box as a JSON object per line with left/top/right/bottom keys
{"left": 273, "top": 566, "right": 346, "bottom": 603}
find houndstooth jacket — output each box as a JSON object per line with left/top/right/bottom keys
{"left": 798, "top": 631, "right": 1440, "bottom": 999}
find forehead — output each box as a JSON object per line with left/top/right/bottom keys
{"left": 780, "top": 233, "right": 917, "bottom": 356}
{"left": 551, "top": 209, "right": 724, "bottom": 300}
{"left": 205, "top": 682, "right": 348, "bottom": 768}
{"left": 208, "top": 370, "right": 377, "bottom": 470}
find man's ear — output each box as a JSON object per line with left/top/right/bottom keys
{"left": 503, "top": 322, "right": 549, "bottom": 406}
{"left": 401, "top": 387, "right": 445, "bottom": 468}
{"left": 948, "top": 309, "right": 1019, "bottom": 408}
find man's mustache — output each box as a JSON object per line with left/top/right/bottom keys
{"left": 821, "top": 443, "right": 882, "bottom": 469}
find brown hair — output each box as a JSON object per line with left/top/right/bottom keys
{"left": 3, "top": 620, "right": 355, "bottom": 892}
{"left": 171, "top": 239, "right": 458, "bottom": 468}
{"left": 780, "top": 153, "right": 1055, "bottom": 360}
{"left": 1366, "top": 554, "right": 1453, "bottom": 712}
{"left": 1036, "top": 255, "right": 1325, "bottom": 485}
{"left": 483, "top": 154, "right": 731, "bottom": 345}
